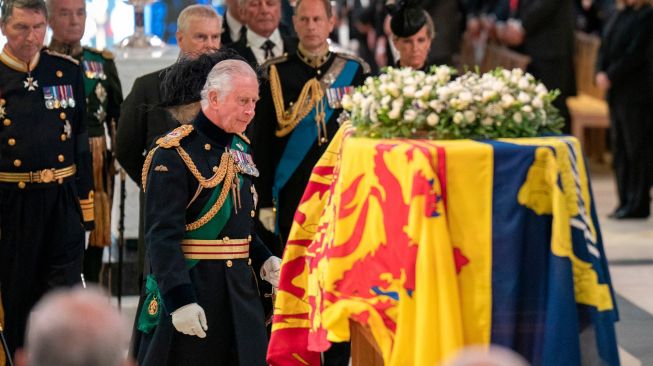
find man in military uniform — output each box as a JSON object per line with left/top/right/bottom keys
{"left": 0, "top": 0, "right": 94, "bottom": 357}
{"left": 116, "top": 4, "right": 222, "bottom": 277}
{"left": 132, "top": 52, "right": 281, "bottom": 366}
{"left": 251, "top": 0, "right": 369, "bottom": 253}
{"left": 47, "top": 0, "right": 123, "bottom": 283}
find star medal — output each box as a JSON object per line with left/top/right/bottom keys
{"left": 24, "top": 75, "right": 38, "bottom": 91}
{"left": 94, "top": 105, "right": 106, "bottom": 122}
{"left": 58, "top": 86, "right": 68, "bottom": 108}
{"left": 251, "top": 185, "right": 258, "bottom": 209}
{"left": 63, "top": 119, "right": 72, "bottom": 139}
{"left": 95, "top": 83, "right": 107, "bottom": 103}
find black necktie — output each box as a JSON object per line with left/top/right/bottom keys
{"left": 261, "top": 40, "right": 276, "bottom": 60}
{"left": 239, "top": 26, "right": 247, "bottom": 41}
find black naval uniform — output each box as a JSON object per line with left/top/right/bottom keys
{"left": 251, "top": 48, "right": 369, "bottom": 251}
{"left": 49, "top": 40, "right": 124, "bottom": 282}
{"left": 0, "top": 47, "right": 94, "bottom": 355}
{"left": 133, "top": 111, "right": 272, "bottom": 366}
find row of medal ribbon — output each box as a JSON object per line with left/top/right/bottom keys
{"left": 228, "top": 148, "right": 259, "bottom": 177}
{"left": 83, "top": 60, "right": 107, "bottom": 80}
{"left": 326, "top": 85, "right": 355, "bottom": 109}
{"left": 43, "top": 85, "right": 76, "bottom": 110}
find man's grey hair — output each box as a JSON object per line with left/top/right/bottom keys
{"left": 25, "top": 286, "right": 131, "bottom": 366}
{"left": 200, "top": 59, "right": 258, "bottom": 109}
{"left": 1, "top": 0, "right": 48, "bottom": 25}
{"left": 177, "top": 4, "right": 221, "bottom": 33}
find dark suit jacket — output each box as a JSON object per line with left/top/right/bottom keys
{"left": 597, "top": 5, "right": 653, "bottom": 104}
{"left": 226, "top": 32, "right": 298, "bottom": 70}
{"left": 495, "top": 0, "right": 577, "bottom": 97}
{"left": 422, "top": 0, "right": 465, "bottom": 66}
{"left": 221, "top": 10, "right": 245, "bottom": 47}
{"left": 116, "top": 68, "right": 179, "bottom": 185}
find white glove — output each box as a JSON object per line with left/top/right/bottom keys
{"left": 261, "top": 256, "right": 282, "bottom": 288}
{"left": 259, "top": 207, "right": 276, "bottom": 233}
{"left": 171, "top": 303, "right": 208, "bottom": 338}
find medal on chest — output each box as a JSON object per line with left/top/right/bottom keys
{"left": 24, "top": 74, "right": 38, "bottom": 91}
{"left": 228, "top": 148, "right": 259, "bottom": 177}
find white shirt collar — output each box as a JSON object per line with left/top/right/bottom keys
{"left": 225, "top": 11, "right": 244, "bottom": 43}
{"left": 246, "top": 28, "right": 284, "bottom": 65}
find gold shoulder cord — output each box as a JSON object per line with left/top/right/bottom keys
{"left": 269, "top": 64, "right": 325, "bottom": 138}
{"left": 141, "top": 146, "right": 160, "bottom": 192}
{"left": 143, "top": 144, "right": 240, "bottom": 232}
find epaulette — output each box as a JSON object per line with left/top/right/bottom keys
{"left": 333, "top": 50, "right": 371, "bottom": 75}
{"left": 44, "top": 49, "right": 80, "bottom": 65}
{"left": 84, "top": 46, "right": 115, "bottom": 60}
{"left": 155, "top": 124, "right": 194, "bottom": 148}
{"left": 259, "top": 53, "right": 290, "bottom": 79}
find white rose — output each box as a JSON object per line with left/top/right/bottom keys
{"left": 518, "top": 91, "right": 531, "bottom": 104}
{"left": 426, "top": 113, "right": 440, "bottom": 126}
{"left": 453, "top": 112, "right": 464, "bottom": 125}
{"left": 535, "top": 83, "right": 548, "bottom": 94}
{"left": 459, "top": 91, "right": 473, "bottom": 103}
{"left": 421, "top": 84, "right": 433, "bottom": 96}
{"left": 388, "top": 108, "right": 401, "bottom": 120}
{"left": 404, "top": 85, "right": 416, "bottom": 98}
{"left": 429, "top": 100, "right": 444, "bottom": 113}
{"left": 482, "top": 90, "right": 497, "bottom": 102}
{"left": 391, "top": 98, "right": 404, "bottom": 110}
{"left": 521, "top": 105, "right": 533, "bottom": 113}
{"left": 464, "top": 110, "right": 477, "bottom": 123}
{"left": 403, "top": 109, "right": 417, "bottom": 122}
{"left": 341, "top": 95, "right": 353, "bottom": 110}
{"left": 501, "top": 94, "right": 515, "bottom": 108}
{"left": 518, "top": 77, "right": 530, "bottom": 89}
{"left": 481, "top": 117, "right": 494, "bottom": 126}
{"left": 532, "top": 97, "right": 543, "bottom": 109}
{"left": 513, "top": 112, "right": 523, "bottom": 124}
{"left": 352, "top": 92, "right": 364, "bottom": 104}
{"left": 492, "top": 80, "right": 506, "bottom": 92}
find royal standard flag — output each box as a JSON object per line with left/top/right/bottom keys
{"left": 267, "top": 130, "right": 619, "bottom": 366}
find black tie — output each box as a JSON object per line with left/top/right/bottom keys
{"left": 239, "top": 26, "right": 247, "bottom": 41}
{"left": 261, "top": 40, "right": 276, "bottom": 60}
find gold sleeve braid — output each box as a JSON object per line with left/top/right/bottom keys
{"left": 269, "top": 64, "right": 325, "bottom": 137}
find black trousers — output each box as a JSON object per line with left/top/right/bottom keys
{"left": 0, "top": 183, "right": 84, "bottom": 355}
{"left": 609, "top": 100, "right": 653, "bottom": 215}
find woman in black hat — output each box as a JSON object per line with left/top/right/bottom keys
{"left": 387, "top": 0, "right": 436, "bottom": 71}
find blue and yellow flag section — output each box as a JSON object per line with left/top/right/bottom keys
{"left": 267, "top": 131, "right": 619, "bottom": 366}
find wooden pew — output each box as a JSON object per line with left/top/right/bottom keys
{"left": 566, "top": 32, "right": 610, "bottom": 162}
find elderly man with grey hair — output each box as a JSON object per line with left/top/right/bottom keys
{"left": 14, "top": 286, "right": 133, "bottom": 366}
{"left": 132, "top": 50, "right": 281, "bottom": 366}
{"left": 226, "top": 0, "right": 297, "bottom": 67}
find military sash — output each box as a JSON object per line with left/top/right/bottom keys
{"left": 272, "top": 60, "right": 359, "bottom": 232}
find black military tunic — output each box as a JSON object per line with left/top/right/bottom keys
{"left": 133, "top": 111, "right": 272, "bottom": 366}
{"left": 0, "top": 46, "right": 94, "bottom": 355}
{"left": 49, "top": 40, "right": 124, "bottom": 282}
{"left": 251, "top": 47, "right": 369, "bottom": 251}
